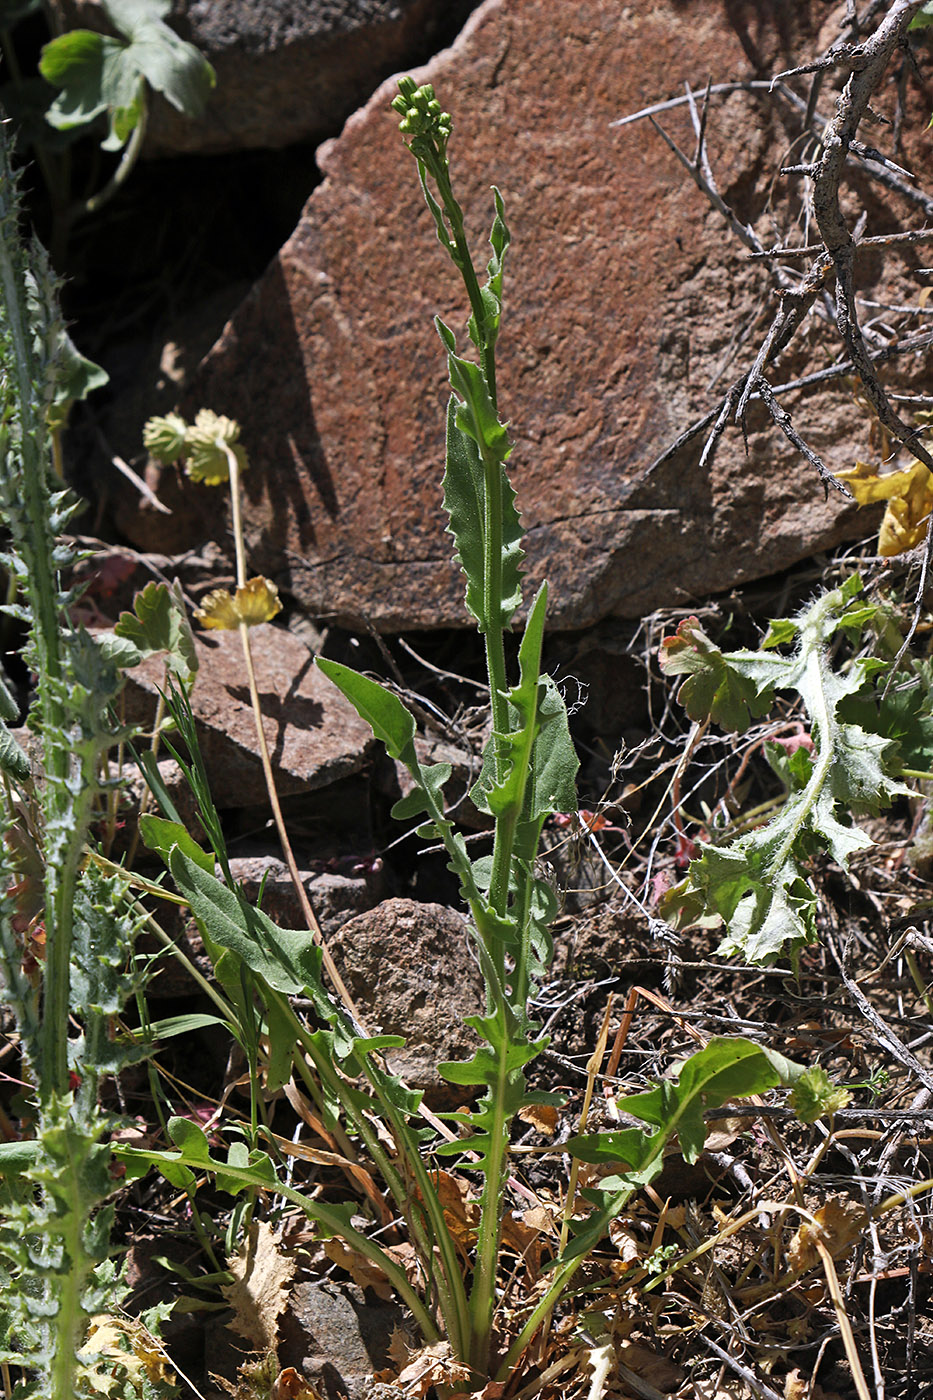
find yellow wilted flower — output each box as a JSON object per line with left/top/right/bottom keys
{"left": 195, "top": 576, "right": 282, "bottom": 630}
{"left": 185, "top": 408, "right": 249, "bottom": 485}
{"left": 835, "top": 457, "right": 933, "bottom": 557}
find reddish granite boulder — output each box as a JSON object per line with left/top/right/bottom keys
{"left": 126, "top": 0, "right": 932, "bottom": 629}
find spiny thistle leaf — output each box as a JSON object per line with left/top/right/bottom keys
{"left": 661, "top": 578, "right": 910, "bottom": 965}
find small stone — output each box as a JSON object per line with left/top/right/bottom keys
{"left": 120, "top": 624, "right": 376, "bottom": 808}
{"left": 327, "top": 898, "right": 484, "bottom": 1106}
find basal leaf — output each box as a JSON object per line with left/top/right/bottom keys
{"left": 664, "top": 578, "right": 910, "bottom": 964}
{"left": 568, "top": 1038, "right": 802, "bottom": 1169}
{"left": 39, "top": 32, "right": 113, "bottom": 126}
{"left": 168, "top": 846, "right": 321, "bottom": 996}
{"left": 139, "top": 814, "right": 213, "bottom": 873}
{"left": 41, "top": 1, "right": 214, "bottom": 147}
{"left": 658, "top": 616, "right": 771, "bottom": 732}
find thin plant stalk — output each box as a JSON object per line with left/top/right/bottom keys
{"left": 221, "top": 443, "right": 366, "bottom": 1030}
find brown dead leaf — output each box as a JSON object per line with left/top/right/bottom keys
{"left": 322, "top": 1236, "right": 393, "bottom": 1301}
{"left": 222, "top": 1220, "right": 296, "bottom": 1350}
{"left": 784, "top": 1373, "right": 844, "bottom": 1400}
{"left": 785, "top": 1370, "right": 807, "bottom": 1400}
{"left": 518, "top": 1103, "right": 559, "bottom": 1136}
{"left": 787, "top": 1201, "right": 863, "bottom": 1274}
{"left": 617, "top": 1339, "right": 684, "bottom": 1392}
{"left": 419, "top": 1170, "right": 480, "bottom": 1253}
{"left": 396, "top": 1340, "right": 472, "bottom": 1397}
{"left": 703, "top": 1116, "right": 748, "bottom": 1152}
{"left": 607, "top": 1222, "right": 644, "bottom": 1274}
{"left": 271, "top": 1368, "right": 322, "bottom": 1400}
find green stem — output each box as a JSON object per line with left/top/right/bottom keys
{"left": 269, "top": 987, "right": 469, "bottom": 1351}
{"left": 67, "top": 87, "right": 149, "bottom": 228}
{"left": 48, "top": 1132, "right": 94, "bottom": 1400}
{"left": 468, "top": 1023, "right": 513, "bottom": 1373}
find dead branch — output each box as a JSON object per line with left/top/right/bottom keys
{"left": 811, "top": 0, "right": 933, "bottom": 471}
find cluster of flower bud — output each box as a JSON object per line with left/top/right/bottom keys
{"left": 391, "top": 76, "right": 452, "bottom": 152}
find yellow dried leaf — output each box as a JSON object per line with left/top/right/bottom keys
{"left": 836, "top": 457, "right": 933, "bottom": 556}
{"left": 195, "top": 576, "right": 283, "bottom": 630}
{"left": 787, "top": 1200, "right": 863, "bottom": 1274}
{"left": 185, "top": 408, "right": 249, "bottom": 484}
{"left": 78, "top": 1313, "right": 175, "bottom": 1391}
{"left": 518, "top": 1103, "right": 559, "bottom": 1135}
{"left": 222, "top": 1219, "right": 296, "bottom": 1350}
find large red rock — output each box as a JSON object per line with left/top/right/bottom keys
{"left": 131, "top": 0, "right": 932, "bottom": 629}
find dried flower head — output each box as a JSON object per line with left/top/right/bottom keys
{"left": 143, "top": 413, "right": 189, "bottom": 464}
{"left": 194, "top": 577, "right": 282, "bottom": 630}
{"left": 185, "top": 409, "right": 249, "bottom": 485}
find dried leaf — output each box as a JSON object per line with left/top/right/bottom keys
{"left": 420, "top": 1169, "right": 480, "bottom": 1252}
{"left": 836, "top": 457, "right": 933, "bottom": 556}
{"left": 322, "top": 1236, "right": 394, "bottom": 1301}
{"left": 395, "top": 1340, "right": 473, "bottom": 1396}
{"left": 784, "top": 1370, "right": 807, "bottom": 1400}
{"left": 271, "top": 1367, "right": 322, "bottom": 1400}
{"left": 222, "top": 1220, "right": 296, "bottom": 1349}
{"left": 518, "top": 1102, "right": 559, "bottom": 1135}
{"left": 78, "top": 1313, "right": 175, "bottom": 1392}
{"left": 787, "top": 1201, "right": 863, "bottom": 1274}
{"left": 617, "top": 1340, "right": 685, "bottom": 1391}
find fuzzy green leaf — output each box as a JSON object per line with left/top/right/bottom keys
{"left": 658, "top": 617, "right": 772, "bottom": 732}
{"left": 168, "top": 846, "right": 321, "bottom": 996}
{"left": 568, "top": 1037, "right": 802, "bottom": 1171}
{"left": 40, "top": 1, "right": 214, "bottom": 147}
{"left": 140, "top": 813, "right": 213, "bottom": 873}
{"left": 315, "top": 657, "right": 414, "bottom": 761}
{"left": 467, "top": 187, "right": 510, "bottom": 353}
{"left": 0, "top": 722, "right": 29, "bottom": 782}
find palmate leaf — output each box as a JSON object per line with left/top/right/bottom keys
{"left": 662, "top": 577, "right": 910, "bottom": 964}
{"left": 114, "top": 580, "right": 198, "bottom": 684}
{"left": 658, "top": 616, "right": 771, "bottom": 732}
{"left": 39, "top": 0, "right": 215, "bottom": 149}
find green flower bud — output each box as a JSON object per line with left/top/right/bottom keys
{"left": 143, "top": 412, "right": 189, "bottom": 464}
{"left": 184, "top": 409, "right": 248, "bottom": 486}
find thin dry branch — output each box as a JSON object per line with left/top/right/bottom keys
{"left": 811, "top": 0, "right": 933, "bottom": 470}
{"left": 619, "top": 3, "right": 933, "bottom": 500}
